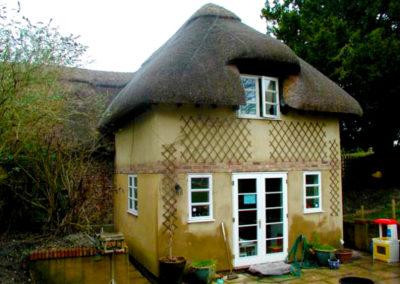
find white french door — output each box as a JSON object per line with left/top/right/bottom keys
{"left": 232, "top": 172, "right": 288, "bottom": 267}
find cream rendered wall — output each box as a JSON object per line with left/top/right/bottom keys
{"left": 113, "top": 111, "right": 161, "bottom": 275}
{"left": 152, "top": 104, "right": 343, "bottom": 270}
{"left": 113, "top": 103, "right": 343, "bottom": 274}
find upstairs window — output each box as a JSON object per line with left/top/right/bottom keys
{"left": 238, "top": 75, "right": 280, "bottom": 119}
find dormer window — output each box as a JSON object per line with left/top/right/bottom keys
{"left": 238, "top": 75, "right": 280, "bottom": 119}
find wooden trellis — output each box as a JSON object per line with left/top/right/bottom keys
{"left": 180, "top": 116, "right": 252, "bottom": 163}
{"left": 268, "top": 120, "right": 327, "bottom": 162}
{"left": 329, "top": 140, "right": 341, "bottom": 216}
{"left": 161, "top": 144, "right": 178, "bottom": 234}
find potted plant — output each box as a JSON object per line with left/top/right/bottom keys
{"left": 187, "top": 259, "right": 216, "bottom": 284}
{"left": 335, "top": 239, "right": 353, "bottom": 263}
{"left": 308, "top": 232, "right": 336, "bottom": 266}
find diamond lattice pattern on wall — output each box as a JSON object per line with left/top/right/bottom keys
{"left": 268, "top": 120, "right": 327, "bottom": 162}
{"left": 329, "top": 140, "right": 341, "bottom": 216}
{"left": 180, "top": 116, "right": 252, "bottom": 163}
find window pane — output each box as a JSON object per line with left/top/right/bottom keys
{"left": 239, "top": 226, "right": 257, "bottom": 241}
{"left": 134, "top": 201, "right": 138, "bottom": 211}
{"left": 306, "top": 174, "right": 319, "bottom": 185}
{"left": 192, "top": 205, "right": 209, "bottom": 217}
{"left": 239, "top": 210, "right": 257, "bottom": 225}
{"left": 239, "top": 194, "right": 257, "bottom": 209}
{"left": 241, "top": 77, "right": 256, "bottom": 89}
{"left": 134, "top": 188, "right": 138, "bottom": 199}
{"left": 245, "top": 90, "right": 257, "bottom": 103}
{"left": 238, "top": 179, "right": 256, "bottom": 193}
{"left": 265, "top": 91, "right": 276, "bottom": 103}
{"left": 306, "top": 186, "right": 319, "bottom": 197}
{"left": 129, "top": 200, "right": 133, "bottom": 210}
{"left": 129, "top": 187, "right": 132, "bottom": 198}
{"left": 265, "top": 178, "right": 282, "bottom": 192}
{"left": 267, "top": 224, "right": 283, "bottom": 239}
{"left": 134, "top": 177, "right": 137, "bottom": 186}
{"left": 265, "top": 79, "right": 276, "bottom": 91}
{"left": 265, "top": 103, "right": 277, "bottom": 116}
{"left": 266, "top": 208, "right": 282, "bottom": 223}
{"left": 266, "top": 193, "right": 282, "bottom": 208}
{"left": 191, "top": 178, "right": 209, "bottom": 189}
{"left": 306, "top": 198, "right": 320, "bottom": 209}
{"left": 129, "top": 176, "right": 132, "bottom": 186}
{"left": 267, "top": 239, "right": 283, "bottom": 254}
{"left": 191, "top": 191, "right": 209, "bottom": 203}
{"left": 239, "top": 103, "right": 257, "bottom": 115}
{"left": 239, "top": 242, "right": 257, "bottom": 257}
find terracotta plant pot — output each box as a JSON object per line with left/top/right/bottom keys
{"left": 335, "top": 249, "right": 353, "bottom": 263}
{"left": 159, "top": 256, "right": 186, "bottom": 284}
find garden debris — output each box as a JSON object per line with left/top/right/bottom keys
{"left": 248, "top": 262, "right": 291, "bottom": 276}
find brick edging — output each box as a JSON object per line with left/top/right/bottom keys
{"left": 29, "top": 247, "right": 128, "bottom": 261}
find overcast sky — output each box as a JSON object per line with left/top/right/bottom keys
{"left": 7, "top": 0, "right": 268, "bottom": 72}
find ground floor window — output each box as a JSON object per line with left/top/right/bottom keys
{"left": 128, "top": 174, "right": 138, "bottom": 215}
{"left": 188, "top": 174, "right": 213, "bottom": 222}
{"left": 303, "top": 171, "right": 322, "bottom": 213}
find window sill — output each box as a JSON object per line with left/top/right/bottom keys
{"left": 304, "top": 209, "right": 324, "bottom": 214}
{"left": 127, "top": 210, "right": 138, "bottom": 216}
{"left": 237, "top": 115, "right": 281, "bottom": 121}
{"left": 188, "top": 218, "right": 215, "bottom": 224}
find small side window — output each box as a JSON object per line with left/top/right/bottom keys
{"left": 128, "top": 174, "right": 138, "bottom": 215}
{"left": 303, "top": 172, "right": 322, "bottom": 214}
{"left": 188, "top": 174, "right": 213, "bottom": 222}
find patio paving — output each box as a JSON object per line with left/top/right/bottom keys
{"left": 218, "top": 251, "right": 400, "bottom": 283}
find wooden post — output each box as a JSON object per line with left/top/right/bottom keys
{"left": 392, "top": 199, "right": 396, "bottom": 219}
{"left": 361, "top": 205, "right": 365, "bottom": 219}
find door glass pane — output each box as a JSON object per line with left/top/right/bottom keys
{"left": 238, "top": 179, "right": 256, "bottom": 193}
{"left": 267, "top": 224, "right": 283, "bottom": 238}
{"left": 239, "top": 226, "right": 257, "bottom": 241}
{"left": 191, "top": 191, "right": 209, "bottom": 203}
{"left": 191, "top": 178, "right": 209, "bottom": 189}
{"left": 265, "top": 178, "right": 282, "bottom": 192}
{"left": 239, "top": 210, "right": 257, "bottom": 225}
{"left": 239, "top": 194, "right": 257, "bottom": 209}
{"left": 239, "top": 242, "right": 257, "bottom": 257}
{"left": 266, "top": 193, "right": 282, "bottom": 208}
{"left": 306, "top": 198, "right": 320, "bottom": 209}
{"left": 266, "top": 239, "right": 283, "bottom": 254}
{"left": 266, "top": 208, "right": 282, "bottom": 223}
{"left": 192, "top": 205, "right": 209, "bottom": 217}
{"left": 306, "top": 186, "right": 319, "bottom": 197}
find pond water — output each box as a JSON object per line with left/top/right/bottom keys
{"left": 30, "top": 254, "right": 150, "bottom": 283}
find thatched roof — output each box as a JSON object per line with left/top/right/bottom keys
{"left": 63, "top": 68, "right": 133, "bottom": 102}
{"left": 99, "top": 3, "right": 362, "bottom": 130}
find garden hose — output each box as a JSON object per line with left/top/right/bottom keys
{"left": 286, "top": 234, "right": 318, "bottom": 270}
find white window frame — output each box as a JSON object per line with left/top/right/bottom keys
{"left": 188, "top": 173, "right": 214, "bottom": 223}
{"left": 238, "top": 75, "right": 280, "bottom": 120}
{"left": 303, "top": 171, "right": 323, "bottom": 214}
{"left": 127, "top": 174, "right": 138, "bottom": 215}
